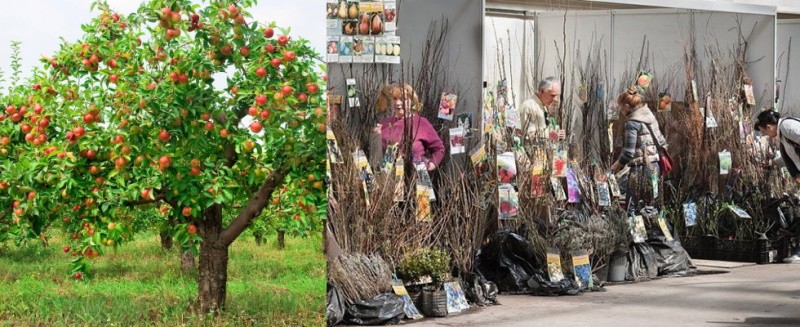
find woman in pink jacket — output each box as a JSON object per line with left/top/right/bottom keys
{"left": 375, "top": 83, "right": 445, "bottom": 171}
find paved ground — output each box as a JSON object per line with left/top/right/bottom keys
{"left": 409, "top": 261, "right": 800, "bottom": 327}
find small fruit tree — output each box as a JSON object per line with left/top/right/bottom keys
{"left": 0, "top": 0, "right": 325, "bottom": 312}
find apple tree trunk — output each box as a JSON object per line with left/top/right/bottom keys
{"left": 181, "top": 248, "right": 196, "bottom": 273}
{"left": 197, "top": 204, "right": 229, "bottom": 313}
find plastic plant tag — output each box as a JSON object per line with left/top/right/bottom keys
{"left": 566, "top": 168, "right": 581, "bottom": 203}
{"left": 551, "top": 177, "right": 566, "bottom": 201}
{"left": 552, "top": 146, "right": 568, "bottom": 177}
{"left": 438, "top": 92, "right": 457, "bottom": 121}
{"left": 547, "top": 248, "right": 565, "bottom": 282}
{"left": 415, "top": 163, "right": 435, "bottom": 201}
{"left": 415, "top": 186, "right": 431, "bottom": 222}
{"left": 727, "top": 204, "right": 752, "bottom": 219}
{"left": 497, "top": 152, "right": 517, "bottom": 185}
{"left": 630, "top": 215, "right": 647, "bottom": 243}
{"left": 449, "top": 127, "right": 465, "bottom": 155}
{"left": 597, "top": 182, "right": 611, "bottom": 206}
{"left": 657, "top": 211, "right": 673, "bottom": 241}
{"left": 327, "top": 129, "right": 344, "bottom": 163}
{"left": 346, "top": 78, "right": 360, "bottom": 107}
{"left": 498, "top": 184, "right": 519, "bottom": 220}
{"left": 572, "top": 250, "right": 593, "bottom": 289}
{"left": 392, "top": 281, "right": 423, "bottom": 319}
{"left": 444, "top": 281, "right": 470, "bottom": 313}
{"left": 719, "top": 150, "right": 732, "bottom": 175}
{"left": 683, "top": 202, "right": 698, "bottom": 227}
{"left": 608, "top": 173, "right": 621, "bottom": 198}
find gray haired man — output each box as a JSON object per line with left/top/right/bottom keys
{"left": 519, "top": 77, "right": 561, "bottom": 139}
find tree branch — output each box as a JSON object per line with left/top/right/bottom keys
{"left": 220, "top": 162, "right": 292, "bottom": 246}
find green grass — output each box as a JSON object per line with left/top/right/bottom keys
{"left": 0, "top": 232, "right": 325, "bottom": 326}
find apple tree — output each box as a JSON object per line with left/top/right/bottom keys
{"left": 0, "top": 0, "right": 325, "bottom": 312}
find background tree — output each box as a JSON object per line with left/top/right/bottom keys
{"left": 0, "top": 0, "right": 325, "bottom": 313}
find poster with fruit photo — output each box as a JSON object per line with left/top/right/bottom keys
{"left": 339, "top": 36, "right": 354, "bottom": 63}
{"left": 438, "top": 92, "right": 457, "bottom": 121}
{"left": 326, "top": 0, "right": 342, "bottom": 36}
{"left": 658, "top": 93, "right": 672, "bottom": 112}
{"left": 342, "top": 19, "right": 358, "bottom": 36}
{"left": 358, "top": 1, "right": 384, "bottom": 35}
{"left": 636, "top": 70, "right": 652, "bottom": 91}
{"left": 383, "top": 1, "right": 397, "bottom": 33}
{"left": 351, "top": 36, "right": 364, "bottom": 63}
{"left": 375, "top": 36, "right": 401, "bottom": 64}
{"left": 359, "top": 36, "right": 374, "bottom": 63}
{"left": 326, "top": 36, "right": 340, "bottom": 63}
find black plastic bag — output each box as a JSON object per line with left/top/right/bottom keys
{"left": 327, "top": 282, "right": 346, "bottom": 326}
{"left": 463, "top": 272, "right": 499, "bottom": 306}
{"left": 626, "top": 242, "right": 659, "bottom": 281}
{"left": 526, "top": 271, "right": 581, "bottom": 296}
{"left": 475, "top": 230, "right": 542, "bottom": 294}
{"left": 647, "top": 230, "right": 696, "bottom": 277}
{"left": 343, "top": 293, "right": 405, "bottom": 325}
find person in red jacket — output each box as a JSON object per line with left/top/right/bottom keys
{"left": 375, "top": 82, "right": 445, "bottom": 171}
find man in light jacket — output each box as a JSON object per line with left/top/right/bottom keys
{"left": 519, "top": 77, "right": 560, "bottom": 139}
{"left": 755, "top": 108, "right": 800, "bottom": 263}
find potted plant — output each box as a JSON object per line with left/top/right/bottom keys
{"left": 397, "top": 247, "right": 451, "bottom": 317}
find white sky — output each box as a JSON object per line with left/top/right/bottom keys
{"left": 0, "top": 0, "right": 324, "bottom": 88}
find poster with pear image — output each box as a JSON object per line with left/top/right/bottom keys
{"left": 326, "top": 0, "right": 400, "bottom": 64}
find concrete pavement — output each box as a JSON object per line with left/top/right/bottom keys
{"left": 410, "top": 262, "right": 800, "bottom": 326}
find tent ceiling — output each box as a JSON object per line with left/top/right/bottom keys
{"left": 486, "top": 0, "right": 776, "bottom": 15}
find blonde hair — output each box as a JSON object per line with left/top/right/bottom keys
{"left": 617, "top": 85, "right": 644, "bottom": 109}
{"left": 375, "top": 82, "right": 422, "bottom": 113}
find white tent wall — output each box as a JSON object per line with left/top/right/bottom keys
{"left": 609, "top": 10, "right": 691, "bottom": 101}
{"left": 693, "top": 11, "right": 776, "bottom": 114}
{"left": 777, "top": 20, "right": 800, "bottom": 116}
{"left": 536, "top": 11, "right": 611, "bottom": 155}
{"left": 483, "top": 4, "right": 776, "bottom": 130}
{"left": 400, "top": 0, "right": 484, "bottom": 122}
{"left": 483, "top": 14, "right": 532, "bottom": 108}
